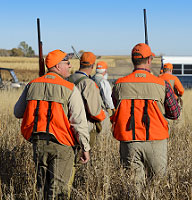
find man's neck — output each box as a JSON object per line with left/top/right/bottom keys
{"left": 165, "top": 71, "right": 172, "bottom": 75}
{"left": 79, "top": 68, "right": 91, "bottom": 76}
{"left": 134, "top": 65, "right": 151, "bottom": 72}
{"left": 48, "top": 70, "right": 65, "bottom": 79}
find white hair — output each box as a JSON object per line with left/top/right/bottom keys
{"left": 96, "top": 68, "right": 106, "bottom": 74}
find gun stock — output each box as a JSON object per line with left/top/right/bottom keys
{"left": 143, "top": 9, "right": 149, "bottom": 45}
{"left": 37, "top": 18, "right": 45, "bottom": 77}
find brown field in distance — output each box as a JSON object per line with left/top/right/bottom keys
{"left": 0, "top": 56, "right": 161, "bottom": 82}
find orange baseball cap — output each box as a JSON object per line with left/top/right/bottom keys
{"left": 132, "top": 43, "right": 155, "bottom": 59}
{"left": 96, "top": 61, "right": 108, "bottom": 70}
{"left": 80, "top": 52, "right": 96, "bottom": 66}
{"left": 45, "top": 49, "right": 69, "bottom": 69}
{"left": 163, "top": 63, "right": 173, "bottom": 70}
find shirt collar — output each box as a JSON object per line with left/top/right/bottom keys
{"left": 75, "top": 71, "right": 89, "bottom": 77}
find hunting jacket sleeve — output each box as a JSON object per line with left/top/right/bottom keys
{"left": 68, "top": 86, "right": 90, "bottom": 152}
{"left": 174, "top": 76, "right": 184, "bottom": 96}
{"left": 14, "top": 85, "right": 28, "bottom": 118}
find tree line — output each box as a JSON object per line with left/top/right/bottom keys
{"left": 0, "top": 41, "right": 35, "bottom": 57}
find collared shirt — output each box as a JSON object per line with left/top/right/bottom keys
{"left": 164, "top": 81, "right": 180, "bottom": 119}
{"left": 75, "top": 71, "right": 89, "bottom": 77}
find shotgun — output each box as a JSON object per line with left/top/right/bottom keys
{"left": 143, "top": 9, "right": 149, "bottom": 45}
{"left": 37, "top": 18, "right": 45, "bottom": 76}
{"left": 71, "top": 46, "right": 80, "bottom": 60}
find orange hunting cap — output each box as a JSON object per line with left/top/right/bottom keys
{"left": 45, "top": 49, "right": 69, "bottom": 69}
{"left": 80, "top": 52, "right": 96, "bottom": 66}
{"left": 132, "top": 43, "right": 155, "bottom": 59}
{"left": 96, "top": 61, "right": 108, "bottom": 70}
{"left": 163, "top": 63, "right": 173, "bottom": 70}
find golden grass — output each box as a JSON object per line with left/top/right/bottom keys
{"left": 0, "top": 56, "right": 161, "bottom": 82}
{"left": 0, "top": 57, "right": 116, "bottom": 82}
{"left": 0, "top": 56, "right": 191, "bottom": 199}
{"left": 0, "top": 85, "right": 191, "bottom": 199}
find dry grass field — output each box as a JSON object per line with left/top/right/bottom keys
{"left": 0, "top": 56, "right": 192, "bottom": 199}
{"left": 0, "top": 56, "right": 117, "bottom": 82}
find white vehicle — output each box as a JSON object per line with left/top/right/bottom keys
{"left": 161, "top": 56, "right": 192, "bottom": 88}
{"left": 0, "top": 68, "right": 21, "bottom": 89}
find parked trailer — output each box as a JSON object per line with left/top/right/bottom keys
{"left": 161, "top": 56, "right": 192, "bottom": 88}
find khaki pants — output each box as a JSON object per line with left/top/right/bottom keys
{"left": 33, "top": 139, "right": 75, "bottom": 200}
{"left": 89, "top": 114, "right": 112, "bottom": 149}
{"left": 120, "top": 139, "right": 167, "bottom": 196}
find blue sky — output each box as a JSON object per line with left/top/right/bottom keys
{"left": 0, "top": 0, "right": 192, "bottom": 56}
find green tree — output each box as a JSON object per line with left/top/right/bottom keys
{"left": 18, "top": 41, "right": 35, "bottom": 57}
{"left": 26, "top": 46, "right": 35, "bottom": 57}
{"left": 10, "top": 48, "right": 24, "bottom": 57}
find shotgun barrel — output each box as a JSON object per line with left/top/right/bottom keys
{"left": 71, "top": 46, "right": 80, "bottom": 60}
{"left": 37, "top": 18, "right": 45, "bottom": 76}
{"left": 143, "top": 9, "right": 149, "bottom": 45}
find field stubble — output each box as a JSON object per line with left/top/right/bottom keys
{"left": 0, "top": 56, "right": 161, "bottom": 83}
{"left": 0, "top": 56, "right": 191, "bottom": 199}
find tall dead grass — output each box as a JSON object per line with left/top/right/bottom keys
{"left": 0, "top": 57, "right": 116, "bottom": 82}
{"left": 0, "top": 86, "right": 191, "bottom": 199}
{"left": 0, "top": 56, "right": 191, "bottom": 199}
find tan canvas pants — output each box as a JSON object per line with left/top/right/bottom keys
{"left": 120, "top": 139, "right": 167, "bottom": 196}
{"left": 32, "top": 138, "right": 75, "bottom": 200}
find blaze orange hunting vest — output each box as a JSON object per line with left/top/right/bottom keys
{"left": 160, "top": 73, "right": 184, "bottom": 99}
{"left": 21, "top": 72, "right": 76, "bottom": 146}
{"left": 112, "top": 70, "right": 169, "bottom": 141}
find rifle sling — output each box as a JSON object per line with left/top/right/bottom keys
{"left": 33, "top": 100, "right": 40, "bottom": 133}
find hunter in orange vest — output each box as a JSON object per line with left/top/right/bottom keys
{"left": 160, "top": 63, "right": 184, "bottom": 99}
{"left": 111, "top": 43, "right": 180, "bottom": 197}
{"left": 14, "top": 50, "right": 90, "bottom": 199}
{"left": 68, "top": 52, "right": 106, "bottom": 148}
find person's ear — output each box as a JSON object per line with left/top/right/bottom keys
{"left": 147, "top": 57, "right": 152, "bottom": 65}
{"left": 55, "top": 63, "right": 60, "bottom": 70}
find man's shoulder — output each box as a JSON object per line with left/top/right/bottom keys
{"left": 71, "top": 72, "right": 97, "bottom": 87}
{"left": 161, "top": 73, "right": 175, "bottom": 78}
{"left": 115, "top": 71, "right": 165, "bottom": 86}
{"left": 172, "top": 74, "right": 180, "bottom": 81}
{"left": 148, "top": 73, "right": 166, "bottom": 85}
{"left": 85, "top": 77, "right": 98, "bottom": 88}
{"left": 115, "top": 73, "right": 132, "bottom": 84}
